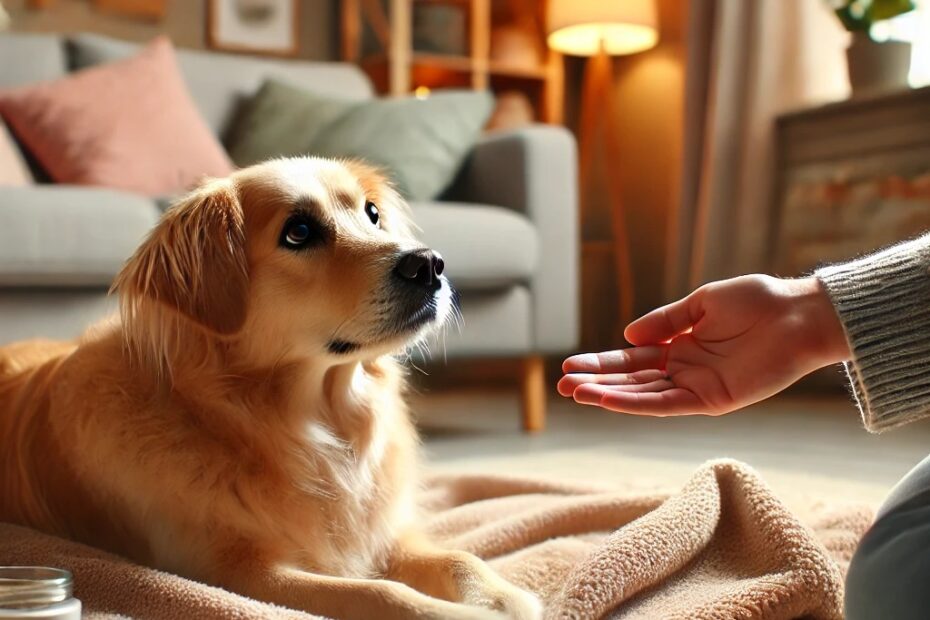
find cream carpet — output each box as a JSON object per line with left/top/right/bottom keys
{"left": 414, "top": 389, "right": 930, "bottom": 514}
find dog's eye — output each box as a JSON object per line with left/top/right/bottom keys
{"left": 280, "top": 217, "right": 318, "bottom": 250}
{"left": 365, "top": 201, "right": 380, "bottom": 228}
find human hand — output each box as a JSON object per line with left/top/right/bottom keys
{"left": 558, "top": 275, "right": 850, "bottom": 416}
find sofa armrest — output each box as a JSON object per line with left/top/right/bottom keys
{"left": 446, "top": 125, "right": 579, "bottom": 353}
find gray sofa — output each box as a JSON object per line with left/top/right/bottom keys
{"left": 0, "top": 32, "right": 579, "bottom": 430}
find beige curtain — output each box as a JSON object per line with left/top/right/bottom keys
{"left": 666, "top": 0, "right": 850, "bottom": 298}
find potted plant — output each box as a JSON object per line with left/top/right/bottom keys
{"left": 831, "top": 0, "right": 916, "bottom": 96}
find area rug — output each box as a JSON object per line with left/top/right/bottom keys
{"left": 0, "top": 459, "right": 872, "bottom": 619}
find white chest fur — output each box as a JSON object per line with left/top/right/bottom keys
{"left": 282, "top": 363, "right": 416, "bottom": 578}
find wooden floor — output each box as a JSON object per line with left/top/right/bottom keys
{"left": 413, "top": 386, "right": 930, "bottom": 510}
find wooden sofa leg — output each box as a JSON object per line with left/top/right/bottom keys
{"left": 521, "top": 356, "right": 546, "bottom": 433}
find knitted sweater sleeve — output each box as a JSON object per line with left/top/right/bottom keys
{"left": 816, "top": 234, "right": 930, "bottom": 433}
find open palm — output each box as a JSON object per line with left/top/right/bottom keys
{"left": 558, "top": 275, "right": 849, "bottom": 416}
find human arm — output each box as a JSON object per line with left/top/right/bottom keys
{"left": 817, "top": 235, "right": 930, "bottom": 431}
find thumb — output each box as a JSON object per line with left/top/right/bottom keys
{"left": 624, "top": 289, "right": 703, "bottom": 346}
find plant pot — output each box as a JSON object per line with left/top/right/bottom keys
{"left": 846, "top": 31, "right": 912, "bottom": 97}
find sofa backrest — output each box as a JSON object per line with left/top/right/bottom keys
{"left": 68, "top": 33, "right": 374, "bottom": 140}
{"left": 0, "top": 33, "right": 69, "bottom": 88}
{"left": 0, "top": 32, "right": 374, "bottom": 140}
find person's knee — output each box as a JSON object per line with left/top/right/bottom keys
{"left": 846, "top": 499, "right": 930, "bottom": 620}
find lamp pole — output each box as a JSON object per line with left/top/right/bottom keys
{"left": 578, "top": 37, "right": 636, "bottom": 336}
{"left": 547, "top": 1, "right": 658, "bottom": 346}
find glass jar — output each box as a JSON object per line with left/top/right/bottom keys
{"left": 0, "top": 568, "right": 81, "bottom": 620}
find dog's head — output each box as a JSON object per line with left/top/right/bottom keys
{"left": 114, "top": 157, "right": 454, "bottom": 367}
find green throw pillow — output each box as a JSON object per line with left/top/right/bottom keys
{"left": 228, "top": 79, "right": 493, "bottom": 201}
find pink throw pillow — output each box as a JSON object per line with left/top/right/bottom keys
{"left": 0, "top": 37, "right": 233, "bottom": 196}
{"left": 0, "top": 120, "right": 33, "bottom": 187}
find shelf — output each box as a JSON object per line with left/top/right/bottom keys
{"left": 343, "top": 0, "right": 563, "bottom": 123}
{"left": 413, "top": 0, "right": 473, "bottom": 5}
{"left": 362, "top": 52, "right": 550, "bottom": 81}
{"left": 488, "top": 61, "right": 549, "bottom": 79}
{"left": 411, "top": 52, "right": 475, "bottom": 72}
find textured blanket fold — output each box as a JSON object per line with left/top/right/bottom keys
{"left": 0, "top": 459, "right": 871, "bottom": 619}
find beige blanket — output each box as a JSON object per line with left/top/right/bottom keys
{"left": 0, "top": 459, "right": 872, "bottom": 619}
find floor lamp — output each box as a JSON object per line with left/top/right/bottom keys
{"left": 547, "top": 0, "right": 658, "bottom": 335}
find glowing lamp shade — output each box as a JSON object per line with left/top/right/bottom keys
{"left": 547, "top": 0, "right": 658, "bottom": 57}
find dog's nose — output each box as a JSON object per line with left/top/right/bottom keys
{"left": 395, "top": 249, "right": 444, "bottom": 287}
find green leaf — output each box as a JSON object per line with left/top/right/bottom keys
{"left": 834, "top": 6, "right": 871, "bottom": 31}
{"left": 870, "top": 0, "right": 916, "bottom": 20}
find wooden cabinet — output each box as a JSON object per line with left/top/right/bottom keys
{"left": 772, "top": 87, "right": 930, "bottom": 275}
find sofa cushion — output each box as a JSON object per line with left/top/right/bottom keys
{"left": 0, "top": 33, "right": 68, "bottom": 89}
{"left": 0, "top": 37, "right": 234, "bottom": 196}
{"left": 0, "top": 290, "right": 117, "bottom": 345}
{"left": 68, "top": 33, "right": 373, "bottom": 139}
{"left": 228, "top": 80, "right": 493, "bottom": 200}
{"left": 411, "top": 202, "right": 537, "bottom": 289}
{"left": 0, "top": 186, "right": 160, "bottom": 287}
{"left": 226, "top": 79, "right": 351, "bottom": 167}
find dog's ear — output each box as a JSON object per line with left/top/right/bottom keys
{"left": 114, "top": 178, "right": 249, "bottom": 336}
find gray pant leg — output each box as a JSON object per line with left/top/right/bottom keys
{"left": 846, "top": 453, "right": 930, "bottom": 620}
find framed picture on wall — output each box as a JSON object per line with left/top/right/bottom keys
{"left": 207, "top": 0, "right": 299, "bottom": 57}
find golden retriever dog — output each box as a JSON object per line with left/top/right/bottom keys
{"left": 0, "top": 158, "right": 540, "bottom": 619}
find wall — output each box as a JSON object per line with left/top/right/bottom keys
{"left": 5, "top": 0, "right": 338, "bottom": 60}
{"left": 612, "top": 0, "right": 686, "bottom": 318}
{"left": 569, "top": 0, "right": 687, "bottom": 349}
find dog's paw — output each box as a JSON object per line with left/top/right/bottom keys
{"left": 466, "top": 582, "right": 542, "bottom": 620}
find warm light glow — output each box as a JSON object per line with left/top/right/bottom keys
{"left": 414, "top": 86, "right": 431, "bottom": 100}
{"left": 548, "top": 23, "right": 658, "bottom": 56}
{"left": 547, "top": 0, "right": 659, "bottom": 57}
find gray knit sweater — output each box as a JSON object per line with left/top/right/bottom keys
{"left": 816, "top": 235, "right": 930, "bottom": 433}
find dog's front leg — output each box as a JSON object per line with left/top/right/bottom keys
{"left": 386, "top": 534, "right": 543, "bottom": 620}
{"left": 223, "top": 565, "right": 501, "bottom": 620}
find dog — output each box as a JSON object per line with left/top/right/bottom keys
{"left": 0, "top": 158, "right": 541, "bottom": 619}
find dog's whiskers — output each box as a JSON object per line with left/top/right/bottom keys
{"left": 327, "top": 303, "right": 371, "bottom": 345}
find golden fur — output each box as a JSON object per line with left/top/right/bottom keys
{"left": 0, "top": 158, "right": 539, "bottom": 619}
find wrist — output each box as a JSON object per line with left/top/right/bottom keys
{"left": 788, "top": 276, "right": 851, "bottom": 367}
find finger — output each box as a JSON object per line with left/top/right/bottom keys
{"left": 561, "top": 346, "right": 666, "bottom": 375}
{"left": 571, "top": 378, "right": 676, "bottom": 400}
{"left": 557, "top": 369, "right": 667, "bottom": 397}
{"left": 606, "top": 378, "right": 677, "bottom": 393}
{"left": 572, "top": 383, "right": 707, "bottom": 416}
{"left": 623, "top": 290, "right": 703, "bottom": 346}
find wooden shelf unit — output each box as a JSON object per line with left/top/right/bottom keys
{"left": 341, "top": 0, "right": 564, "bottom": 124}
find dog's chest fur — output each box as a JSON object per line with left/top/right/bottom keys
{"left": 54, "top": 348, "right": 419, "bottom": 583}
{"left": 181, "top": 364, "right": 416, "bottom": 580}
{"left": 273, "top": 366, "right": 418, "bottom": 578}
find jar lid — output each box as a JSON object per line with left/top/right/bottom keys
{"left": 0, "top": 567, "right": 73, "bottom": 609}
